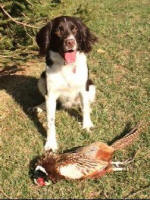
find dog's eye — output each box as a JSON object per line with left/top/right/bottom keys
{"left": 55, "top": 25, "right": 64, "bottom": 37}
{"left": 71, "top": 25, "right": 77, "bottom": 34}
{"left": 57, "top": 26, "right": 64, "bottom": 32}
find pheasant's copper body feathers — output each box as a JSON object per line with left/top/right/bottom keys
{"left": 36, "top": 150, "right": 110, "bottom": 182}
{"left": 34, "top": 122, "right": 145, "bottom": 185}
{"left": 76, "top": 142, "right": 114, "bottom": 161}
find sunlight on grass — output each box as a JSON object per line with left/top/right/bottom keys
{"left": 0, "top": 0, "right": 149, "bottom": 198}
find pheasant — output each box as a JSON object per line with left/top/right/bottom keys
{"left": 34, "top": 122, "right": 145, "bottom": 186}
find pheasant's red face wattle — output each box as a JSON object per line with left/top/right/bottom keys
{"left": 36, "top": 177, "right": 46, "bottom": 186}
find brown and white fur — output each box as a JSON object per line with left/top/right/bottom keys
{"left": 35, "top": 16, "right": 98, "bottom": 151}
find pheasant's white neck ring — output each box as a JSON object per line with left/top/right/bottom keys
{"left": 35, "top": 165, "right": 48, "bottom": 175}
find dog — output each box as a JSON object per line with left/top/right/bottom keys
{"left": 35, "top": 16, "right": 98, "bottom": 151}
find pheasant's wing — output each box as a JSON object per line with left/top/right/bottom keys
{"left": 75, "top": 142, "right": 114, "bottom": 161}
{"left": 58, "top": 154, "right": 108, "bottom": 180}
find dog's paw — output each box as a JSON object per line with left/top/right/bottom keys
{"left": 83, "top": 120, "right": 94, "bottom": 131}
{"left": 27, "top": 106, "right": 43, "bottom": 114}
{"left": 44, "top": 140, "right": 58, "bottom": 152}
{"left": 34, "top": 107, "right": 43, "bottom": 113}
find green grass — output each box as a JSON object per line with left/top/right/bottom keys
{"left": 0, "top": 0, "right": 150, "bottom": 198}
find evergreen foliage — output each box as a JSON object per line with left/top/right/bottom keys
{"left": 0, "top": 0, "right": 90, "bottom": 53}
{"left": 0, "top": 0, "right": 60, "bottom": 51}
{"left": 0, "top": 0, "right": 33, "bottom": 51}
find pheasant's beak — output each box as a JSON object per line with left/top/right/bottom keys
{"left": 34, "top": 165, "right": 52, "bottom": 186}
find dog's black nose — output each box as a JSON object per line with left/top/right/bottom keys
{"left": 64, "top": 39, "right": 75, "bottom": 49}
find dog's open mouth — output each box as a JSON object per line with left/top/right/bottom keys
{"left": 64, "top": 50, "right": 76, "bottom": 64}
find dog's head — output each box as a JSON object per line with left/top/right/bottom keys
{"left": 36, "top": 16, "right": 98, "bottom": 62}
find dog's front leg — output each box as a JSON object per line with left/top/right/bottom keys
{"left": 80, "top": 90, "right": 94, "bottom": 131}
{"left": 44, "top": 93, "right": 58, "bottom": 151}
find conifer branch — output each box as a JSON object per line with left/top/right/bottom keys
{"left": 0, "top": 4, "right": 38, "bottom": 29}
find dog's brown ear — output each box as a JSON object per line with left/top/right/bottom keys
{"left": 36, "top": 22, "right": 52, "bottom": 56}
{"left": 75, "top": 18, "right": 98, "bottom": 53}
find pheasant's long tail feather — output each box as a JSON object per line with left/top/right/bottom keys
{"left": 111, "top": 121, "right": 146, "bottom": 150}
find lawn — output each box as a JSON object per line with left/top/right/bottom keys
{"left": 0, "top": 0, "right": 150, "bottom": 198}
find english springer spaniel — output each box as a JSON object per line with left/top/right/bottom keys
{"left": 35, "top": 16, "right": 98, "bottom": 151}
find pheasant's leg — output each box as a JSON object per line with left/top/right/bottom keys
{"left": 112, "top": 167, "right": 126, "bottom": 171}
{"left": 111, "top": 159, "right": 134, "bottom": 168}
{"left": 111, "top": 161, "right": 126, "bottom": 168}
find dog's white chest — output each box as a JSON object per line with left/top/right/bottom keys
{"left": 46, "top": 51, "right": 88, "bottom": 96}
{"left": 60, "top": 64, "right": 85, "bottom": 89}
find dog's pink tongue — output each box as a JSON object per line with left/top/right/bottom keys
{"left": 64, "top": 51, "right": 76, "bottom": 64}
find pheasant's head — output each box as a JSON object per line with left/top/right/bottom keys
{"left": 34, "top": 165, "right": 52, "bottom": 186}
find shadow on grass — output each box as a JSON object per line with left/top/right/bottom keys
{"left": 0, "top": 66, "right": 46, "bottom": 138}
{"left": 108, "top": 122, "right": 133, "bottom": 146}
{"left": 0, "top": 65, "right": 82, "bottom": 139}
{"left": 64, "top": 107, "right": 82, "bottom": 122}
